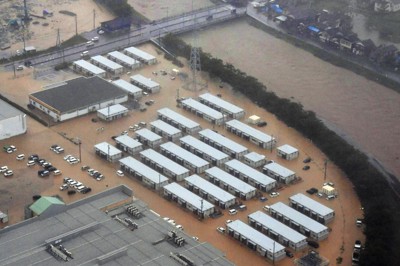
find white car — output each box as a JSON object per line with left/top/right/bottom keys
{"left": 64, "top": 154, "right": 72, "bottom": 161}
{"left": 163, "top": 217, "right": 170, "bottom": 221}
{"left": 116, "top": 170, "right": 124, "bottom": 177}
{"left": 263, "top": 205, "right": 270, "bottom": 212}
{"left": 16, "top": 65, "right": 24, "bottom": 71}
{"left": 176, "top": 224, "right": 184, "bottom": 230}
{"left": 16, "top": 154, "right": 25, "bottom": 160}
{"left": 27, "top": 160, "right": 35, "bottom": 167}
{"left": 168, "top": 219, "right": 176, "bottom": 226}
{"left": 68, "top": 158, "right": 79, "bottom": 164}
{"left": 228, "top": 209, "right": 238, "bottom": 215}
{"left": 86, "top": 40, "right": 94, "bottom": 47}
{"left": 269, "top": 192, "right": 280, "bottom": 198}
{"left": 91, "top": 36, "right": 99, "bottom": 42}
{"left": 0, "top": 166, "right": 8, "bottom": 173}
{"left": 4, "top": 170, "right": 13, "bottom": 177}
{"left": 60, "top": 184, "right": 68, "bottom": 191}
{"left": 217, "top": 227, "right": 226, "bottom": 234}
{"left": 226, "top": 220, "right": 233, "bottom": 224}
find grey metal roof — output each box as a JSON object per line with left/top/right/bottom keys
{"left": 199, "top": 129, "right": 248, "bottom": 154}
{"left": 289, "top": 193, "right": 334, "bottom": 216}
{"left": 263, "top": 162, "right": 295, "bottom": 178}
{"left": 140, "top": 149, "right": 190, "bottom": 176}
{"left": 199, "top": 93, "right": 244, "bottom": 114}
{"left": 185, "top": 175, "right": 236, "bottom": 203}
{"left": 108, "top": 51, "right": 140, "bottom": 66}
{"left": 248, "top": 211, "right": 307, "bottom": 243}
{"left": 73, "top": 59, "right": 106, "bottom": 75}
{"left": 97, "top": 104, "right": 127, "bottom": 116}
{"left": 157, "top": 108, "right": 201, "bottom": 130}
{"left": 244, "top": 152, "right": 265, "bottom": 162}
{"left": 0, "top": 100, "right": 24, "bottom": 120}
{"left": 226, "top": 119, "right": 274, "bottom": 143}
{"left": 112, "top": 79, "right": 142, "bottom": 94}
{"left": 119, "top": 156, "right": 168, "bottom": 183}
{"left": 181, "top": 98, "right": 224, "bottom": 120}
{"left": 115, "top": 135, "right": 143, "bottom": 149}
{"left": 160, "top": 142, "right": 209, "bottom": 168}
{"left": 124, "top": 46, "right": 156, "bottom": 61}
{"left": 270, "top": 202, "right": 328, "bottom": 233}
{"left": 29, "top": 76, "right": 127, "bottom": 113}
{"left": 205, "top": 167, "right": 256, "bottom": 194}
{"left": 94, "top": 142, "right": 122, "bottom": 156}
{"left": 163, "top": 182, "right": 214, "bottom": 211}
{"left": 180, "top": 135, "right": 229, "bottom": 161}
{"left": 277, "top": 144, "right": 298, "bottom": 154}
{"left": 135, "top": 128, "right": 162, "bottom": 142}
{"left": 225, "top": 159, "right": 277, "bottom": 186}
{"left": 150, "top": 120, "right": 181, "bottom": 135}
{"left": 91, "top": 55, "right": 123, "bottom": 70}
{"left": 130, "top": 74, "right": 159, "bottom": 88}
{"left": 227, "top": 220, "right": 285, "bottom": 253}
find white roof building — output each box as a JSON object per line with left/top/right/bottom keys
{"left": 115, "top": 135, "right": 143, "bottom": 155}
{"left": 277, "top": 144, "right": 299, "bottom": 160}
{"left": 157, "top": 108, "right": 201, "bottom": 134}
{"left": 263, "top": 162, "right": 296, "bottom": 184}
{"left": 107, "top": 51, "right": 141, "bottom": 69}
{"left": 243, "top": 152, "right": 266, "bottom": 168}
{"left": 198, "top": 93, "right": 245, "bottom": 119}
{"left": 130, "top": 74, "right": 160, "bottom": 93}
{"left": 124, "top": 46, "right": 157, "bottom": 64}
{"left": 199, "top": 129, "right": 248, "bottom": 159}
{"left": 181, "top": 98, "right": 224, "bottom": 125}
{"left": 90, "top": 55, "right": 124, "bottom": 74}
{"left": 135, "top": 128, "right": 163, "bottom": 148}
{"left": 72, "top": 60, "right": 106, "bottom": 77}
{"left": 97, "top": 104, "right": 128, "bottom": 121}
{"left": 94, "top": 142, "right": 122, "bottom": 162}
{"left": 289, "top": 193, "right": 335, "bottom": 224}
{"left": 112, "top": 79, "right": 142, "bottom": 98}
{"left": 150, "top": 120, "right": 182, "bottom": 141}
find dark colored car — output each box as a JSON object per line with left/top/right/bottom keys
{"left": 38, "top": 170, "right": 50, "bottom": 177}
{"left": 67, "top": 190, "right": 76, "bottom": 195}
{"left": 303, "top": 165, "right": 310, "bottom": 171}
{"left": 306, "top": 188, "right": 318, "bottom": 195}
{"left": 307, "top": 240, "right": 319, "bottom": 249}
{"left": 285, "top": 249, "right": 294, "bottom": 258}
{"left": 303, "top": 157, "right": 312, "bottom": 163}
{"left": 259, "top": 197, "right": 267, "bottom": 202}
{"left": 29, "top": 154, "right": 39, "bottom": 161}
{"left": 81, "top": 187, "right": 92, "bottom": 194}
{"left": 257, "top": 121, "right": 267, "bottom": 127}
{"left": 47, "top": 166, "right": 57, "bottom": 172}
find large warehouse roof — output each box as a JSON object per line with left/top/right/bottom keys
{"left": 30, "top": 77, "right": 127, "bottom": 113}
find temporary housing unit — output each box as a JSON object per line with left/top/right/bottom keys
{"left": 139, "top": 149, "right": 190, "bottom": 181}
{"left": 289, "top": 193, "right": 335, "bottom": 224}
{"left": 90, "top": 55, "right": 123, "bottom": 75}
{"left": 72, "top": 60, "right": 106, "bottom": 77}
{"left": 160, "top": 142, "right": 210, "bottom": 174}
{"left": 157, "top": 108, "right": 201, "bottom": 134}
{"left": 199, "top": 129, "right": 248, "bottom": 159}
{"left": 247, "top": 115, "right": 260, "bottom": 125}
{"left": 225, "top": 120, "right": 276, "bottom": 149}
{"left": 119, "top": 156, "right": 169, "bottom": 190}
{"left": 225, "top": 159, "right": 277, "bottom": 192}
{"left": 180, "top": 135, "right": 230, "bottom": 167}
{"left": 248, "top": 211, "right": 308, "bottom": 251}
{"left": 198, "top": 93, "right": 245, "bottom": 119}
{"left": 185, "top": 174, "right": 236, "bottom": 209}
{"left": 276, "top": 144, "right": 299, "bottom": 160}
{"left": 269, "top": 202, "right": 330, "bottom": 241}
{"left": 107, "top": 51, "right": 141, "bottom": 69}
{"left": 243, "top": 152, "right": 266, "bottom": 168}
{"left": 135, "top": 128, "right": 163, "bottom": 148}
{"left": 226, "top": 220, "right": 286, "bottom": 262}
{"left": 94, "top": 142, "right": 122, "bottom": 162}
{"left": 97, "top": 104, "right": 128, "bottom": 121}
{"left": 150, "top": 120, "right": 182, "bottom": 141}
{"left": 115, "top": 135, "right": 143, "bottom": 155}
{"left": 163, "top": 182, "right": 215, "bottom": 218}
{"left": 262, "top": 162, "right": 296, "bottom": 184}
{"left": 181, "top": 98, "right": 224, "bottom": 125}
{"left": 112, "top": 79, "right": 142, "bottom": 99}
{"left": 205, "top": 167, "right": 257, "bottom": 200}
{"left": 0, "top": 100, "right": 27, "bottom": 140}
{"left": 123, "top": 46, "right": 157, "bottom": 64}
{"left": 130, "top": 74, "right": 160, "bottom": 93}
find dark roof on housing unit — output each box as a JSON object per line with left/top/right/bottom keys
{"left": 30, "top": 76, "right": 127, "bottom": 113}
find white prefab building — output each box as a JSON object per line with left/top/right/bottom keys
{"left": 115, "top": 135, "right": 143, "bottom": 155}
{"left": 248, "top": 211, "right": 308, "bottom": 251}
{"left": 269, "top": 202, "right": 330, "bottom": 241}
{"left": 157, "top": 108, "right": 201, "bottom": 134}
{"left": 180, "top": 135, "right": 230, "bottom": 167}
{"left": 225, "top": 159, "right": 277, "bottom": 192}
{"left": 72, "top": 60, "right": 106, "bottom": 77}
{"left": 140, "top": 149, "right": 190, "bottom": 181}
{"left": 97, "top": 104, "right": 128, "bottom": 121}
{"left": 199, "top": 129, "right": 248, "bottom": 159}
{"left": 289, "top": 193, "right": 335, "bottom": 224}
{"left": 322, "top": 185, "right": 336, "bottom": 196}
{"left": 198, "top": 93, "right": 245, "bottom": 119}
{"left": 150, "top": 120, "right": 182, "bottom": 141}
{"left": 225, "top": 120, "right": 276, "bottom": 149}
{"left": 112, "top": 79, "right": 142, "bottom": 99}
{"left": 185, "top": 175, "right": 236, "bottom": 209}
{"left": 243, "top": 152, "right": 266, "bottom": 168}
{"left": 94, "top": 142, "right": 122, "bottom": 162}
{"left": 181, "top": 98, "right": 224, "bottom": 125}
{"left": 130, "top": 74, "right": 160, "bottom": 93}
{"left": 205, "top": 167, "right": 257, "bottom": 200}
{"left": 160, "top": 142, "right": 210, "bottom": 174}
{"left": 107, "top": 51, "right": 141, "bottom": 69}
{"left": 0, "top": 100, "right": 27, "bottom": 140}
{"left": 263, "top": 162, "right": 296, "bottom": 184}
{"left": 226, "top": 220, "right": 286, "bottom": 262}
{"left": 90, "top": 55, "right": 123, "bottom": 75}
{"left": 247, "top": 115, "right": 260, "bottom": 125}
{"left": 124, "top": 46, "right": 157, "bottom": 64}
{"left": 119, "top": 156, "right": 169, "bottom": 190}
{"left": 163, "top": 182, "right": 215, "bottom": 218}
{"left": 135, "top": 128, "right": 162, "bottom": 148}
{"left": 277, "top": 144, "right": 299, "bottom": 160}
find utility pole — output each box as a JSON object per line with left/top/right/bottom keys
{"left": 78, "top": 137, "right": 82, "bottom": 164}
{"left": 200, "top": 199, "right": 204, "bottom": 220}
{"left": 75, "top": 15, "right": 78, "bottom": 36}
{"left": 324, "top": 159, "right": 328, "bottom": 181}
{"left": 93, "top": 9, "right": 96, "bottom": 30}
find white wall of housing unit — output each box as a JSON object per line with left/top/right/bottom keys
{"left": 262, "top": 162, "right": 296, "bottom": 184}
{"left": 97, "top": 104, "right": 128, "bottom": 121}
{"left": 107, "top": 51, "right": 141, "bottom": 69}
{"left": 199, "top": 129, "right": 248, "bottom": 159}
{"left": 157, "top": 108, "right": 201, "bottom": 134}
{"left": 181, "top": 98, "right": 225, "bottom": 125}
{"left": 134, "top": 128, "right": 163, "bottom": 148}
{"left": 150, "top": 119, "right": 182, "bottom": 141}
{"left": 123, "top": 46, "right": 157, "bottom": 64}
{"left": 198, "top": 93, "right": 245, "bottom": 119}
{"left": 112, "top": 79, "right": 143, "bottom": 99}
{"left": 90, "top": 55, "right": 124, "bottom": 75}
{"left": 72, "top": 60, "right": 106, "bottom": 77}
{"left": 94, "top": 142, "right": 122, "bottom": 163}
{"left": 289, "top": 193, "right": 335, "bottom": 224}
{"left": 130, "top": 74, "right": 160, "bottom": 93}
{"left": 115, "top": 135, "right": 143, "bottom": 155}
{"left": 276, "top": 144, "right": 299, "bottom": 160}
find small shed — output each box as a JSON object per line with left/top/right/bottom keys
{"left": 277, "top": 144, "right": 299, "bottom": 160}
{"left": 247, "top": 115, "right": 260, "bottom": 125}
{"left": 243, "top": 152, "right": 266, "bottom": 168}
{"left": 322, "top": 185, "right": 336, "bottom": 196}
{"left": 29, "top": 196, "right": 65, "bottom": 216}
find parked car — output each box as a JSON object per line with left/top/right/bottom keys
{"left": 257, "top": 121, "right": 267, "bottom": 127}
{"left": 176, "top": 224, "right": 184, "bottom": 230}
{"left": 38, "top": 170, "right": 50, "bottom": 177}
{"left": 269, "top": 192, "right": 280, "bottom": 198}
{"left": 285, "top": 249, "right": 294, "bottom": 258}
{"left": 302, "top": 165, "right": 310, "bottom": 171}
{"left": 263, "top": 205, "right": 270, "bottom": 212}
{"left": 228, "top": 209, "right": 238, "bottom": 215}
{"left": 16, "top": 65, "right": 24, "bottom": 71}
{"left": 354, "top": 240, "right": 362, "bottom": 250}
{"left": 60, "top": 184, "right": 68, "bottom": 191}
{"left": 91, "top": 36, "right": 99, "bottom": 42}
{"left": 28, "top": 154, "right": 39, "bottom": 161}
{"left": 226, "top": 220, "right": 233, "bottom": 224}
{"left": 0, "top": 166, "right": 9, "bottom": 173}
{"left": 27, "top": 160, "right": 36, "bottom": 167}
{"left": 326, "top": 195, "right": 336, "bottom": 200}
{"left": 4, "top": 170, "right": 13, "bottom": 177}
{"left": 303, "top": 157, "right": 312, "bottom": 163}
{"left": 116, "top": 170, "right": 124, "bottom": 177}
{"left": 81, "top": 187, "right": 92, "bottom": 194}
{"left": 238, "top": 204, "right": 247, "bottom": 211}
{"left": 16, "top": 154, "right": 25, "bottom": 160}
{"left": 259, "top": 196, "right": 267, "bottom": 202}
{"left": 67, "top": 190, "right": 76, "bottom": 195}
{"left": 307, "top": 240, "right": 319, "bottom": 248}
{"left": 306, "top": 188, "right": 318, "bottom": 195}
{"left": 217, "top": 227, "right": 226, "bottom": 234}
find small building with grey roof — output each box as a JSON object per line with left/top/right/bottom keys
{"left": 248, "top": 211, "right": 308, "bottom": 251}
{"left": 277, "top": 144, "right": 299, "bottom": 160}
{"left": 263, "top": 162, "right": 296, "bottom": 184}
{"left": 225, "top": 159, "right": 277, "bottom": 192}
{"left": 140, "top": 148, "right": 190, "bottom": 181}
{"left": 130, "top": 74, "right": 160, "bottom": 93}
{"left": 199, "top": 128, "right": 248, "bottom": 159}
{"left": 163, "top": 182, "right": 215, "bottom": 218}
{"left": 180, "top": 135, "right": 230, "bottom": 167}
{"left": 72, "top": 59, "right": 106, "bottom": 77}
{"left": 205, "top": 167, "right": 257, "bottom": 200}
{"left": 157, "top": 108, "right": 201, "bottom": 134}
{"left": 243, "top": 152, "right": 266, "bottom": 168}
{"left": 107, "top": 50, "right": 141, "bottom": 69}
{"left": 28, "top": 76, "right": 128, "bottom": 122}
{"left": 97, "top": 103, "right": 128, "bottom": 121}
{"left": 115, "top": 135, "right": 143, "bottom": 155}
{"left": 150, "top": 119, "right": 182, "bottom": 141}
{"left": 112, "top": 79, "right": 143, "bottom": 99}
{"left": 94, "top": 142, "right": 123, "bottom": 162}
{"left": 198, "top": 93, "right": 245, "bottom": 119}
{"left": 119, "top": 156, "right": 169, "bottom": 190}
{"left": 160, "top": 142, "right": 210, "bottom": 174}
{"left": 181, "top": 98, "right": 224, "bottom": 125}
{"left": 124, "top": 46, "right": 157, "bottom": 64}
{"left": 90, "top": 55, "right": 124, "bottom": 75}
{"left": 289, "top": 193, "right": 335, "bottom": 224}
{"left": 135, "top": 128, "right": 163, "bottom": 148}
{"left": 0, "top": 99, "right": 27, "bottom": 140}
{"left": 185, "top": 174, "right": 236, "bottom": 209}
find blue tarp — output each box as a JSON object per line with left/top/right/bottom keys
{"left": 270, "top": 4, "right": 283, "bottom": 14}
{"left": 308, "top": 26, "right": 320, "bottom": 33}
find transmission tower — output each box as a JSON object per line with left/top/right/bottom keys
{"left": 56, "top": 28, "right": 65, "bottom": 63}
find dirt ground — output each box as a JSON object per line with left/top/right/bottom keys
{"left": 0, "top": 42, "right": 364, "bottom": 265}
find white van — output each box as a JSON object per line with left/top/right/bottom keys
{"left": 16, "top": 154, "right": 25, "bottom": 160}
{"left": 228, "top": 209, "right": 238, "bottom": 215}
{"left": 53, "top": 170, "right": 62, "bottom": 176}
{"left": 80, "top": 51, "right": 89, "bottom": 58}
